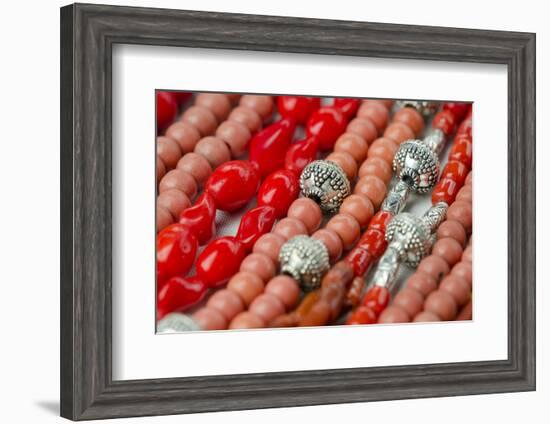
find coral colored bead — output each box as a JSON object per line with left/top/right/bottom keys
{"left": 156, "top": 91, "right": 178, "bottom": 132}
{"left": 273, "top": 218, "right": 308, "bottom": 240}
{"left": 229, "top": 311, "right": 265, "bottom": 329}
{"left": 166, "top": 121, "right": 201, "bottom": 154}
{"left": 346, "top": 118, "right": 378, "bottom": 144}
{"left": 240, "top": 95, "right": 274, "bottom": 120}
{"left": 378, "top": 306, "right": 410, "bottom": 323}
{"left": 157, "top": 188, "right": 191, "bottom": 220}
{"left": 334, "top": 133, "right": 369, "bottom": 163}
{"left": 432, "top": 178, "right": 459, "bottom": 205}
{"left": 449, "top": 135, "right": 473, "bottom": 168}
{"left": 176, "top": 153, "right": 212, "bottom": 187}
{"left": 452, "top": 262, "right": 473, "bottom": 287}
{"left": 358, "top": 229, "right": 387, "bottom": 258}
{"left": 345, "top": 247, "right": 373, "bottom": 276}
{"left": 417, "top": 255, "right": 450, "bottom": 282}
{"left": 156, "top": 224, "right": 198, "bottom": 284}
{"left": 205, "top": 160, "right": 260, "bottom": 212}
{"left": 443, "top": 102, "right": 470, "bottom": 121}
{"left": 393, "top": 107, "right": 425, "bottom": 136}
{"left": 413, "top": 311, "right": 441, "bottom": 322}
{"left": 462, "top": 245, "right": 473, "bottom": 263}
{"left": 179, "top": 192, "right": 217, "bottom": 245}
{"left": 228, "top": 106, "right": 263, "bottom": 133}
{"left": 447, "top": 201, "right": 473, "bottom": 233}
{"left": 437, "top": 220, "right": 467, "bottom": 245}
{"left": 441, "top": 160, "right": 468, "bottom": 186}
{"left": 357, "top": 101, "right": 388, "bottom": 135}
{"left": 227, "top": 271, "right": 265, "bottom": 306}
{"left": 369, "top": 210, "right": 394, "bottom": 233}
{"left": 406, "top": 271, "right": 438, "bottom": 297}
{"left": 326, "top": 213, "right": 361, "bottom": 250}
{"left": 287, "top": 198, "right": 322, "bottom": 233}
{"left": 240, "top": 253, "right": 276, "bottom": 282}
{"left": 265, "top": 276, "right": 301, "bottom": 309}
{"left": 333, "top": 98, "right": 361, "bottom": 119}
{"left": 358, "top": 157, "right": 392, "bottom": 184}
{"left": 439, "top": 276, "right": 471, "bottom": 307}
{"left": 236, "top": 205, "right": 277, "bottom": 251}
{"left": 424, "top": 290, "right": 458, "bottom": 321}
{"left": 193, "top": 307, "right": 228, "bottom": 330}
{"left": 194, "top": 136, "right": 231, "bottom": 169}
{"left": 157, "top": 156, "right": 166, "bottom": 184}
{"left": 253, "top": 233, "right": 286, "bottom": 264}
{"left": 346, "top": 306, "right": 377, "bottom": 325}
{"left": 182, "top": 106, "right": 218, "bottom": 137}
{"left": 195, "top": 93, "right": 232, "bottom": 121}
{"left": 432, "top": 110, "right": 456, "bottom": 137}
{"left": 362, "top": 285, "right": 391, "bottom": 317}
{"left": 159, "top": 169, "right": 198, "bottom": 199}
{"left": 277, "top": 96, "right": 321, "bottom": 124}
{"left": 157, "top": 276, "right": 207, "bottom": 319}
{"left": 326, "top": 151, "right": 357, "bottom": 181}
{"left": 249, "top": 293, "right": 285, "bottom": 323}
{"left": 383, "top": 122, "right": 415, "bottom": 145}
{"left": 257, "top": 170, "right": 300, "bottom": 218}
{"left": 284, "top": 136, "right": 319, "bottom": 176}
{"left": 456, "top": 185, "right": 472, "bottom": 203}
{"left": 306, "top": 106, "right": 348, "bottom": 151}
{"left": 354, "top": 175, "right": 387, "bottom": 209}
{"left": 393, "top": 287, "right": 424, "bottom": 317}
{"left": 312, "top": 229, "right": 343, "bottom": 262}
{"left": 432, "top": 237, "right": 464, "bottom": 267}
{"left": 157, "top": 136, "right": 182, "bottom": 170}
{"left": 156, "top": 205, "right": 173, "bottom": 232}
{"left": 367, "top": 137, "right": 398, "bottom": 164}
{"left": 465, "top": 172, "right": 473, "bottom": 186}
{"left": 249, "top": 118, "right": 297, "bottom": 178}
{"left": 215, "top": 120, "right": 252, "bottom": 158}
{"left": 340, "top": 194, "right": 375, "bottom": 229}
{"left": 196, "top": 236, "right": 247, "bottom": 287}
{"left": 207, "top": 289, "right": 245, "bottom": 321}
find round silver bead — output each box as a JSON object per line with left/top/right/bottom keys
{"left": 279, "top": 235, "right": 330, "bottom": 291}
{"left": 156, "top": 313, "right": 202, "bottom": 333}
{"left": 395, "top": 101, "right": 438, "bottom": 117}
{"left": 392, "top": 140, "right": 440, "bottom": 194}
{"left": 385, "top": 212, "right": 432, "bottom": 267}
{"left": 299, "top": 160, "right": 351, "bottom": 213}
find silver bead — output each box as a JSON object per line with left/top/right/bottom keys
{"left": 157, "top": 313, "right": 202, "bottom": 333}
{"left": 393, "top": 140, "right": 440, "bottom": 194}
{"left": 299, "top": 160, "right": 351, "bottom": 213}
{"left": 279, "top": 235, "right": 330, "bottom": 291}
{"left": 422, "top": 129, "right": 446, "bottom": 156}
{"left": 385, "top": 212, "right": 432, "bottom": 267}
{"left": 381, "top": 180, "right": 411, "bottom": 215}
{"left": 395, "top": 100, "right": 438, "bottom": 117}
{"left": 372, "top": 246, "right": 401, "bottom": 289}
{"left": 421, "top": 202, "right": 448, "bottom": 232}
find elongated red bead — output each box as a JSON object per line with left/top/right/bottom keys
{"left": 306, "top": 106, "right": 347, "bottom": 151}
{"left": 362, "top": 285, "right": 391, "bottom": 317}
{"left": 156, "top": 91, "right": 178, "bottom": 133}
{"left": 284, "top": 136, "right": 319, "bottom": 176}
{"left": 357, "top": 228, "right": 387, "bottom": 259}
{"left": 157, "top": 276, "right": 207, "bottom": 319}
{"left": 432, "top": 178, "right": 459, "bottom": 205}
{"left": 196, "top": 236, "right": 247, "bottom": 287}
{"left": 345, "top": 247, "right": 374, "bottom": 276}
{"left": 236, "top": 205, "right": 277, "bottom": 251}
{"left": 156, "top": 224, "right": 198, "bottom": 285}
{"left": 205, "top": 160, "right": 260, "bottom": 212}
{"left": 440, "top": 160, "right": 468, "bottom": 186}
{"left": 346, "top": 305, "right": 377, "bottom": 325}
{"left": 257, "top": 169, "right": 300, "bottom": 218}
{"left": 457, "top": 118, "right": 472, "bottom": 138}
{"left": 443, "top": 102, "right": 469, "bottom": 121}
{"left": 277, "top": 96, "right": 321, "bottom": 124}
{"left": 249, "top": 118, "right": 296, "bottom": 178}
{"left": 449, "top": 135, "right": 472, "bottom": 168}
{"left": 333, "top": 98, "right": 360, "bottom": 119}
{"left": 432, "top": 110, "right": 456, "bottom": 137}
{"left": 179, "top": 192, "right": 216, "bottom": 245}
{"left": 368, "top": 210, "right": 394, "bottom": 233}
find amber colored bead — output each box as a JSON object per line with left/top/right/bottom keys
{"left": 368, "top": 210, "right": 394, "bottom": 233}
{"left": 294, "top": 290, "right": 322, "bottom": 319}
{"left": 432, "top": 110, "right": 456, "bottom": 137}
{"left": 321, "top": 261, "right": 355, "bottom": 289}
{"left": 321, "top": 283, "right": 346, "bottom": 321}
{"left": 346, "top": 306, "right": 377, "bottom": 325}
{"left": 432, "top": 178, "right": 459, "bottom": 205}
{"left": 362, "top": 285, "right": 391, "bottom": 317}
{"left": 449, "top": 135, "right": 473, "bottom": 168}
{"left": 300, "top": 299, "right": 332, "bottom": 327}
{"left": 345, "top": 247, "right": 374, "bottom": 276}
{"left": 346, "top": 277, "right": 365, "bottom": 308}
{"left": 357, "top": 229, "right": 387, "bottom": 258}
{"left": 440, "top": 160, "right": 468, "bottom": 186}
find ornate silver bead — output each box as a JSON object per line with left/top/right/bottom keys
{"left": 299, "top": 160, "right": 351, "bottom": 213}
{"left": 279, "top": 235, "right": 330, "bottom": 291}
{"left": 395, "top": 101, "right": 438, "bottom": 117}
{"left": 381, "top": 180, "right": 411, "bottom": 215}
{"left": 385, "top": 212, "right": 432, "bottom": 267}
{"left": 156, "top": 313, "right": 202, "bottom": 333}
{"left": 393, "top": 140, "right": 440, "bottom": 194}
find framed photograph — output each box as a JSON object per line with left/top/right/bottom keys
{"left": 60, "top": 3, "right": 536, "bottom": 420}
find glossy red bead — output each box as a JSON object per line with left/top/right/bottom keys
{"left": 333, "top": 98, "right": 361, "bottom": 119}
{"left": 196, "top": 236, "right": 247, "bottom": 287}
{"left": 432, "top": 110, "right": 457, "bottom": 137}
{"left": 432, "top": 178, "right": 459, "bottom": 205}
{"left": 156, "top": 224, "right": 198, "bottom": 285}
{"left": 457, "top": 118, "right": 472, "bottom": 138}
{"left": 368, "top": 210, "right": 394, "bottom": 233}
{"left": 442, "top": 102, "right": 470, "bottom": 121}
{"left": 236, "top": 205, "right": 277, "bottom": 251}
{"left": 284, "top": 136, "right": 319, "bottom": 176}
{"left": 346, "top": 306, "right": 377, "bottom": 325}
{"left": 361, "top": 285, "right": 391, "bottom": 317}
{"left": 173, "top": 91, "right": 192, "bottom": 105}
{"left": 249, "top": 118, "right": 297, "bottom": 178}
{"left": 157, "top": 276, "right": 207, "bottom": 319}
{"left": 306, "top": 106, "right": 348, "bottom": 151}
{"left": 449, "top": 135, "right": 473, "bottom": 168}
{"left": 277, "top": 96, "right": 321, "bottom": 124}
{"left": 357, "top": 228, "right": 387, "bottom": 259}
{"left": 345, "top": 247, "right": 374, "bottom": 276}
{"left": 205, "top": 160, "right": 260, "bottom": 212}
{"left": 440, "top": 160, "right": 468, "bottom": 186}
{"left": 257, "top": 169, "right": 300, "bottom": 218}
{"left": 179, "top": 192, "right": 216, "bottom": 245}
{"left": 156, "top": 91, "right": 178, "bottom": 133}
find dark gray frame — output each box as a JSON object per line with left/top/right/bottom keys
{"left": 60, "top": 3, "right": 536, "bottom": 421}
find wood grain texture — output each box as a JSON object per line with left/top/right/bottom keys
{"left": 60, "top": 3, "right": 536, "bottom": 420}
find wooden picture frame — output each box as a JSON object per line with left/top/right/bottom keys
{"left": 60, "top": 3, "right": 536, "bottom": 420}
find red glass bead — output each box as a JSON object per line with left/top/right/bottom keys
{"left": 306, "top": 106, "right": 348, "bottom": 151}
{"left": 442, "top": 102, "right": 470, "bottom": 121}
{"left": 196, "top": 236, "right": 247, "bottom": 287}
{"left": 357, "top": 228, "right": 387, "bottom": 259}
{"left": 277, "top": 96, "right": 321, "bottom": 124}
{"left": 249, "top": 118, "right": 297, "bottom": 178}
{"left": 284, "top": 136, "right": 319, "bottom": 176}
{"left": 333, "top": 98, "right": 361, "bottom": 119}
{"left": 449, "top": 135, "right": 472, "bottom": 168}
{"left": 457, "top": 118, "right": 472, "bottom": 138}
{"left": 368, "top": 210, "right": 394, "bottom": 233}
{"left": 362, "top": 285, "right": 391, "bottom": 317}
{"left": 205, "top": 160, "right": 260, "bottom": 212}
{"left": 346, "top": 305, "right": 377, "bottom": 325}
{"left": 236, "top": 205, "right": 277, "bottom": 251}
{"left": 173, "top": 91, "right": 192, "bottom": 105}
{"left": 432, "top": 110, "right": 456, "bottom": 137}
{"left": 156, "top": 224, "right": 198, "bottom": 285}
{"left": 157, "top": 276, "right": 207, "bottom": 319}
{"left": 345, "top": 247, "right": 374, "bottom": 276}
{"left": 179, "top": 192, "right": 216, "bottom": 245}
{"left": 257, "top": 169, "right": 300, "bottom": 218}
{"left": 156, "top": 91, "right": 178, "bottom": 133}
{"left": 431, "top": 178, "right": 459, "bottom": 205}
{"left": 440, "top": 160, "right": 468, "bottom": 186}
